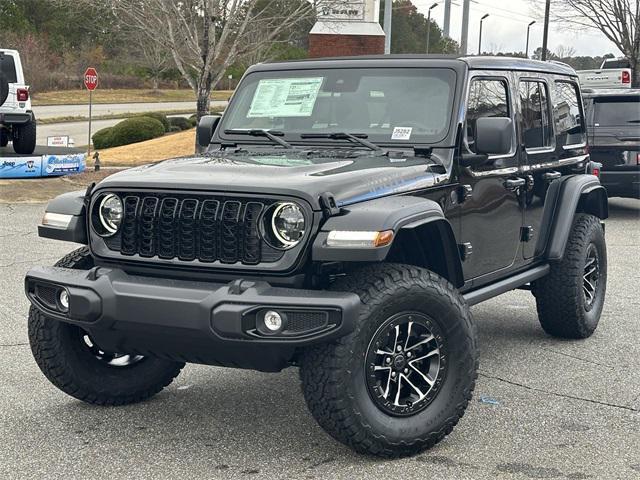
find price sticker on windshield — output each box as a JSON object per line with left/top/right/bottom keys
{"left": 391, "top": 127, "right": 412, "bottom": 140}
{"left": 248, "top": 77, "right": 323, "bottom": 118}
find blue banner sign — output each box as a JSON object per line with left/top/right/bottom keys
{"left": 0, "top": 154, "right": 85, "bottom": 179}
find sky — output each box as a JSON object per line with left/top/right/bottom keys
{"left": 410, "top": 0, "right": 621, "bottom": 57}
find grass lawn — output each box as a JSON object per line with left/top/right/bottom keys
{"left": 96, "top": 128, "right": 196, "bottom": 166}
{"left": 32, "top": 89, "right": 233, "bottom": 106}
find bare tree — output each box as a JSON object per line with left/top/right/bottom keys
{"left": 138, "top": 37, "right": 172, "bottom": 91}
{"left": 545, "top": 0, "right": 640, "bottom": 86}
{"left": 554, "top": 45, "right": 577, "bottom": 59}
{"left": 103, "top": 0, "right": 316, "bottom": 119}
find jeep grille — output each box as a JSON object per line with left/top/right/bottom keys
{"left": 101, "top": 193, "right": 286, "bottom": 266}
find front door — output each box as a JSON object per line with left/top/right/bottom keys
{"left": 457, "top": 75, "right": 523, "bottom": 282}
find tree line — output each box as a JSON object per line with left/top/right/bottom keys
{"left": 1, "top": 0, "right": 636, "bottom": 118}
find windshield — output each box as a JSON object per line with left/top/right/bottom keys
{"left": 594, "top": 97, "right": 640, "bottom": 126}
{"left": 0, "top": 53, "right": 17, "bottom": 83}
{"left": 221, "top": 68, "right": 457, "bottom": 145}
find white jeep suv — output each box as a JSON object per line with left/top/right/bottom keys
{"left": 0, "top": 49, "right": 36, "bottom": 154}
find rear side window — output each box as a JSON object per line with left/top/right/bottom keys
{"left": 519, "top": 80, "right": 553, "bottom": 150}
{"left": 553, "top": 81, "right": 586, "bottom": 147}
{"left": 0, "top": 54, "right": 17, "bottom": 83}
{"left": 466, "top": 78, "right": 510, "bottom": 153}
{"left": 594, "top": 96, "right": 640, "bottom": 126}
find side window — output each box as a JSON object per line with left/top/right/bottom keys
{"left": 519, "top": 80, "right": 553, "bottom": 150}
{"left": 466, "top": 78, "right": 510, "bottom": 153}
{"left": 554, "top": 81, "right": 586, "bottom": 147}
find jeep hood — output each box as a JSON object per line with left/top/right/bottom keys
{"left": 97, "top": 149, "right": 451, "bottom": 210}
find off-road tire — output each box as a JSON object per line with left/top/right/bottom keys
{"left": 28, "top": 246, "right": 185, "bottom": 406}
{"left": 0, "top": 128, "right": 8, "bottom": 147}
{"left": 299, "top": 264, "right": 478, "bottom": 457}
{"left": 12, "top": 114, "right": 36, "bottom": 154}
{"left": 533, "top": 214, "right": 607, "bottom": 339}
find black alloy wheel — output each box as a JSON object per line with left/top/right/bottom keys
{"left": 365, "top": 312, "right": 446, "bottom": 417}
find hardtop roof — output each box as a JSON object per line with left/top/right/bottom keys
{"left": 254, "top": 55, "right": 577, "bottom": 76}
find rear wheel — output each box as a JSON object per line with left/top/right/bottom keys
{"left": 300, "top": 264, "right": 478, "bottom": 457}
{"left": 0, "top": 128, "right": 8, "bottom": 147}
{"left": 533, "top": 214, "right": 607, "bottom": 338}
{"left": 28, "top": 247, "right": 185, "bottom": 405}
{"left": 12, "top": 115, "right": 36, "bottom": 154}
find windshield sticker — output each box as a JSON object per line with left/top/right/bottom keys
{"left": 248, "top": 77, "right": 323, "bottom": 118}
{"left": 391, "top": 127, "right": 412, "bottom": 140}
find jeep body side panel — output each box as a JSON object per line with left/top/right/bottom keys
{"left": 540, "top": 175, "right": 608, "bottom": 261}
{"left": 37, "top": 190, "right": 88, "bottom": 244}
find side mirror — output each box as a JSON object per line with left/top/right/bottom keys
{"left": 197, "top": 115, "right": 221, "bottom": 149}
{"left": 475, "top": 117, "right": 513, "bottom": 155}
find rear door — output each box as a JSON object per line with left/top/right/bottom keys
{"left": 520, "top": 77, "right": 588, "bottom": 259}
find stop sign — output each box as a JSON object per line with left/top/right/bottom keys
{"left": 84, "top": 67, "right": 98, "bottom": 91}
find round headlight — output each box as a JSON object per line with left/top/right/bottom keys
{"left": 270, "top": 202, "right": 305, "bottom": 248}
{"left": 98, "top": 194, "right": 123, "bottom": 236}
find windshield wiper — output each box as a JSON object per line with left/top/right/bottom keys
{"left": 224, "top": 129, "right": 293, "bottom": 149}
{"left": 300, "top": 132, "right": 383, "bottom": 152}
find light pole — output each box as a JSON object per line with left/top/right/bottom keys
{"left": 542, "top": 0, "right": 551, "bottom": 60}
{"left": 383, "top": 0, "right": 393, "bottom": 54}
{"left": 525, "top": 21, "right": 536, "bottom": 58}
{"left": 426, "top": 3, "right": 438, "bottom": 54}
{"left": 478, "top": 14, "right": 489, "bottom": 55}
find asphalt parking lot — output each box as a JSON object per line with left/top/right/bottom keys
{"left": 1, "top": 198, "right": 638, "bottom": 480}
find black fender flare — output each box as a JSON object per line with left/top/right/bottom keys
{"left": 37, "top": 190, "right": 88, "bottom": 244}
{"left": 312, "top": 196, "right": 464, "bottom": 287}
{"left": 538, "top": 174, "right": 608, "bottom": 261}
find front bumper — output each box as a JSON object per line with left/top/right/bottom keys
{"left": 0, "top": 111, "right": 33, "bottom": 125}
{"left": 600, "top": 170, "right": 640, "bottom": 199}
{"left": 25, "top": 266, "right": 361, "bottom": 371}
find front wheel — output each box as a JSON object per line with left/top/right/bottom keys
{"left": 300, "top": 264, "right": 478, "bottom": 457}
{"left": 28, "top": 247, "right": 185, "bottom": 405}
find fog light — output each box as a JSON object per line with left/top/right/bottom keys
{"left": 264, "top": 310, "right": 283, "bottom": 331}
{"left": 58, "top": 289, "right": 69, "bottom": 312}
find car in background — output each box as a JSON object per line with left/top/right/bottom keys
{"left": 0, "top": 48, "right": 37, "bottom": 154}
{"left": 577, "top": 57, "right": 633, "bottom": 90}
{"left": 583, "top": 88, "right": 640, "bottom": 199}
{"left": 600, "top": 57, "right": 632, "bottom": 70}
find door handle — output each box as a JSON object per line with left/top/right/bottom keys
{"left": 504, "top": 178, "right": 526, "bottom": 191}
{"left": 542, "top": 171, "right": 561, "bottom": 182}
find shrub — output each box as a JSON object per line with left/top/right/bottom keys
{"left": 93, "top": 116, "right": 165, "bottom": 149}
{"left": 92, "top": 127, "right": 114, "bottom": 149}
{"left": 168, "top": 116, "right": 192, "bottom": 131}
{"left": 137, "top": 112, "right": 169, "bottom": 132}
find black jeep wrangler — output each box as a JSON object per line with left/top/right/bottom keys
{"left": 25, "top": 56, "right": 608, "bottom": 457}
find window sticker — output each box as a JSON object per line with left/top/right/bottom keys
{"left": 248, "top": 77, "right": 324, "bottom": 118}
{"left": 391, "top": 127, "right": 412, "bottom": 140}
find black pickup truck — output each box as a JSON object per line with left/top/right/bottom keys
{"left": 583, "top": 89, "right": 640, "bottom": 199}
{"left": 25, "top": 56, "right": 608, "bottom": 458}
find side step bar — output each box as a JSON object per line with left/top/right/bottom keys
{"left": 463, "top": 264, "right": 550, "bottom": 306}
